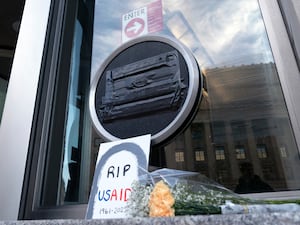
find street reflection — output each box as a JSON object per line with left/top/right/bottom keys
{"left": 90, "top": 0, "right": 300, "bottom": 193}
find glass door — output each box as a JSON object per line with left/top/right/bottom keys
{"left": 24, "top": 0, "right": 300, "bottom": 219}
{"left": 89, "top": 0, "right": 300, "bottom": 193}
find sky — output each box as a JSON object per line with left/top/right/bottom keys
{"left": 91, "top": 0, "right": 274, "bottom": 80}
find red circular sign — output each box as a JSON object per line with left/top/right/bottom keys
{"left": 125, "top": 18, "right": 145, "bottom": 38}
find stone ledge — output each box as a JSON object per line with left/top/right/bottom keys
{"left": 1, "top": 212, "right": 300, "bottom": 225}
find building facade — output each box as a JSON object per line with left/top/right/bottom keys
{"left": 0, "top": 0, "right": 300, "bottom": 220}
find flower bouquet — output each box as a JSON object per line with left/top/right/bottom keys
{"left": 126, "top": 168, "right": 300, "bottom": 217}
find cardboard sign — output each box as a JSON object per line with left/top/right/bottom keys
{"left": 86, "top": 134, "right": 151, "bottom": 219}
{"left": 122, "top": 0, "right": 163, "bottom": 43}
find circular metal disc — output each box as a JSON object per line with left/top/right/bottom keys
{"left": 89, "top": 35, "right": 202, "bottom": 145}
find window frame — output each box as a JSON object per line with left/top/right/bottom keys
{"left": 277, "top": 0, "right": 300, "bottom": 71}
{"left": 0, "top": 0, "right": 51, "bottom": 220}
{"left": 15, "top": 0, "right": 300, "bottom": 219}
{"left": 215, "top": 146, "right": 226, "bottom": 161}
{"left": 259, "top": 0, "right": 300, "bottom": 152}
{"left": 19, "top": 0, "right": 85, "bottom": 219}
{"left": 235, "top": 145, "right": 246, "bottom": 160}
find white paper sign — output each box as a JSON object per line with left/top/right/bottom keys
{"left": 122, "top": 6, "right": 148, "bottom": 43}
{"left": 122, "top": 0, "right": 163, "bottom": 43}
{"left": 86, "top": 134, "right": 151, "bottom": 219}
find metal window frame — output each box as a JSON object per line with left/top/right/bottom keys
{"left": 259, "top": 0, "right": 300, "bottom": 152}
{"left": 277, "top": 0, "right": 300, "bottom": 71}
{"left": 0, "top": 0, "right": 51, "bottom": 220}
{"left": 19, "top": 0, "right": 95, "bottom": 219}
{"left": 20, "top": 0, "right": 81, "bottom": 219}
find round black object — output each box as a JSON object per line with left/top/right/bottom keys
{"left": 89, "top": 35, "right": 202, "bottom": 145}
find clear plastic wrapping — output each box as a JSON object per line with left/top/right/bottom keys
{"left": 126, "top": 168, "right": 300, "bottom": 217}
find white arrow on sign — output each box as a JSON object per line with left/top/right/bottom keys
{"left": 126, "top": 21, "right": 143, "bottom": 34}
{"left": 122, "top": 7, "right": 148, "bottom": 42}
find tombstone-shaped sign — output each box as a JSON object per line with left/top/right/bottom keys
{"left": 86, "top": 134, "right": 151, "bottom": 219}
{"left": 89, "top": 35, "right": 202, "bottom": 145}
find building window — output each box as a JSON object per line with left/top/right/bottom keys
{"left": 257, "top": 144, "right": 268, "bottom": 159}
{"left": 215, "top": 146, "right": 225, "bottom": 160}
{"left": 175, "top": 134, "right": 185, "bottom": 149}
{"left": 211, "top": 122, "right": 226, "bottom": 143}
{"left": 231, "top": 121, "right": 247, "bottom": 141}
{"left": 191, "top": 123, "right": 204, "bottom": 149}
{"left": 175, "top": 152, "right": 184, "bottom": 162}
{"left": 195, "top": 150, "right": 205, "bottom": 161}
{"left": 235, "top": 145, "right": 246, "bottom": 159}
{"left": 279, "top": 146, "right": 288, "bottom": 158}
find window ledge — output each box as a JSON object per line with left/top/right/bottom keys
{"left": 5, "top": 212, "right": 300, "bottom": 225}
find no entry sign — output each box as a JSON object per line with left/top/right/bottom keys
{"left": 122, "top": 0, "right": 163, "bottom": 43}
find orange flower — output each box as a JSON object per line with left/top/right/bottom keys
{"left": 148, "top": 180, "right": 175, "bottom": 217}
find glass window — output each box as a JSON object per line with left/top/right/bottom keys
{"left": 215, "top": 146, "right": 225, "bottom": 160}
{"left": 257, "top": 144, "right": 268, "bottom": 159}
{"left": 195, "top": 151, "right": 205, "bottom": 161}
{"left": 40, "top": 0, "right": 96, "bottom": 207}
{"left": 89, "top": 0, "right": 300, "bottom": 194}
{"left": 235, "top": 146, "right": 246, "bottom": 160}
{"left": 279, "top": 146, "right": 288, "bottom": 158}
{"left": 231, "top": 121, "right": 247, "bottom": 142}
{"left": 191, "top": 123, "right": 204, "bottom": 148}
{"left": 40, "top": 0, "right": 300, "bottom": 209}
{"left": 175, "top": 152, "right": 184, "bottom": 162}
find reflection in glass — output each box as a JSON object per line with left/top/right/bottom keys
{"left": 62, "top": 21, "right": 83, "bottom": 203}
{"left": 175, "top": 152, "right": 184, "bottom": 162}
{"left": 235, "top": 162, "right": 274, "bottom": 194}
{"left": 279, "top": 146, "right": 288, "bottom": 158}
{"left": 195, "top": 151, "right": 205, "bottom": 161}
{"left": 54, "top": 0, "right": 300, "bottom": 204}
{"left": 91, "top": 0, "right": 300, "bottom": 194}
{"left": 215, "top": 146, "right": 226, "bottom": 160}
{"left": 257, "top": 144, "right": 268, "bottom": 159}
{"left": 236, "top": 146, "right": 246, "bottom": 160}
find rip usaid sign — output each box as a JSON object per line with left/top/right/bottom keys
{"left": 86, "top": 134, "right": 151, "bottom": 219}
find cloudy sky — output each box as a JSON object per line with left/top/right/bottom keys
{"left": 91, "top": 0, "right": 274, "bottom": 80}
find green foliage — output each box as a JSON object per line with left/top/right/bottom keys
{"left": 263, "top": 199, "right": 300, "bottom": 205}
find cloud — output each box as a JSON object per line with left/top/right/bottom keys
{"left": 91, "top": 0, "right": 274, "bottom": 73}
